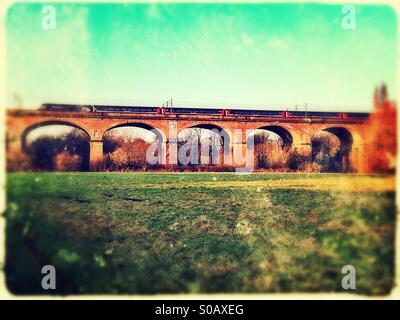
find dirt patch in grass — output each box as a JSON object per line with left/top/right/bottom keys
{"left": 122, "top": 197, "right": 143, "bottom": 202}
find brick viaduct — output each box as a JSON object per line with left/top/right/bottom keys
{"left": 6, "top": 109, "right": 371, "bottom": 172}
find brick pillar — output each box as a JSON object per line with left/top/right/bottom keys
{"left": 232, "top": 129, "right": 254, "bottom": 172}
{"left": 89, "top": 140, "right": 104, "bottom": 171}
{"left": 350, "top": 144, "right": 366, "bottom": 173}
{"left": 6, "top": 132, "right": 23, "bottom": 155}
{"left": 232, "top": 130, "right": 246, "bottom": 167}
{"left": 221, "top": 132, "right": 233, "bottom": 166}
{"left": 165, "top": 121, "right": 178, "bottom": 167}
{"left": 166, "top": 139, "right": 178, "bottom": 166}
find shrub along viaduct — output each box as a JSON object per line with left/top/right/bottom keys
{"left": 6, "top": 108, "right": 371, "bottom": 172}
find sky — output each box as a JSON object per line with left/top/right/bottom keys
{"left": 6, "top": 2, "right": 398, "bottom": 112}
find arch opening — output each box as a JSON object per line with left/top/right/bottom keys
{"left": 103, "top": 123, "right": 162, "bottom": 171}
{"left": 177, "top": 124, "right": 231, "bottom": 167}
{"left": 254, "top": 126, "right": 294, "bottom": 149}
{"left": 311, "top": 127, "right": 353, "bottom": 172}
{"left": 21, "top": 122, "right": 90, "bottom": 171}
{"left": 247, "top": 126, "right": 293, "bottom": 170}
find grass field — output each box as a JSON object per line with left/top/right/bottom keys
{"left": 5, "top": 172, "right": 396, "bottom": 295}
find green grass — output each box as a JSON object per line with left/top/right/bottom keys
{"left": 5, "top": 172, "right": 396, "bottom": 295}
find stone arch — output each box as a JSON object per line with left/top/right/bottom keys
{"left": 311, "top": 126, "right": 358, "bottom": 172}
{"left": 20, "top": 120, "right": 91, "bottom": 171}
{"left": 21, "top": 120, "right": 91, "bottom": 152}
{"left": 103, "top": 122, "right": 166, "bottom": 143}
{"left": 178, "top": 123, "right": 232, "bottom": 166}
{"left": 179, "top": 123, "right": 232, "bottom": 143}
{"left": 102, "top": 122, "right": 167, "bottom": 169}
{"left": 315, "top": 125, "right": 364, "bottom": 146}
{"left": 245, "top": 125, "right": 296, "bottom": 170}
{"left": 248, "top": 125, "right": 294, "bottom": 149}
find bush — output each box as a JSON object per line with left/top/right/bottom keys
{"left": 253, "top": 133, "right": 290, "bottom": 170}
{"left": 104, "top": 136, "right": 152, "bottom": 171}
{"left": 287, "top": 150, "right": 305, "bottom": 171}
{"left": 302, "top": 162, "right": 322, "bottom": 173}
{"left": 54, "top": 150, "right": 81, "bottom": 171}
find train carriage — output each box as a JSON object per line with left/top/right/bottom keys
{"left": 40, "top": 103, "right": 370, "bottom": 120}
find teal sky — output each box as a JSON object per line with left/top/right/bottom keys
{"left": 6, "top": 2, "right": 398, "bottom": 111}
